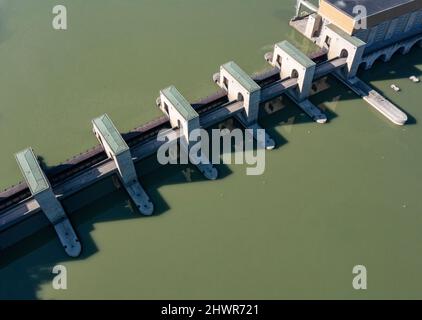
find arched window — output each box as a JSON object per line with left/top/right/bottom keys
{"left": 340, "top": 49, "right": 349, "bottom": 58}
{"left": 276, "top": 55, "right": 282, "bottom": 68}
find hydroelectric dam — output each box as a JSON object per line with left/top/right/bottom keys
{"left": 1, "top": 0, "right": 422, "bottom": 257}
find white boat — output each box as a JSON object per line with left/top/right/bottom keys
{"left": 391, "top": 84, "right": 401, "bottom": 92}
{"left": 409, "top": 76, "right": 420, "bottom": 83}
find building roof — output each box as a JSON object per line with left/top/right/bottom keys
{"left": 324, "top": 0, "right": 416, "bottom": 17}
{"left": 221, "top": 61, "right": 261, "bottom": 92}
{"left": 319, "top": 0, "right": 422, "bottom": 34}
{"left": 326, "top": 24, "right": 366, "bottom": 47}
{"left": 160, "top": 86, "right": 199, "bottom": 121}
{"left": 275, "top": 41, "right": 316, "bottom": 68}
{"left": 92, "top": 114, "right": 129, "bottom": 155}
{"left": 15, "top": 148, "right": 50, "bottom": 195}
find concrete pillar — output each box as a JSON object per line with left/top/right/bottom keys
{"left": 215, "top": 61, "right": 261, "bottom": 125}
{"left": 92, "top": 114, "right": 154, "bottom": 215}
{"left": 304, "top": 13, "right": 322, "bottom": 38}
{"left": 271, "top": 40, "right": 316, "bottom": 101}
{"left": 265, "top": 40, "right": 327, "bottom": 123}
{"left": 213, "top": 61, "right": 275, "bottom": 149}
{"left": 319, "top": 24, "right": 366, "bottom": 78}
{"left": 158, "top": 86, "right": 200, "bottom": 148}
{"left": 15, "top": 148, "right": 81, "bottom": 257}
{"left": 157, "top": 86, "right": 218, "bottom": 179}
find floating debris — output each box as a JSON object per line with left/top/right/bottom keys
{"left": 391, "top": 84, "right": 401, "bottom": 92}
{"left": 409, "top": 75, "right": 420, "bottom": 83}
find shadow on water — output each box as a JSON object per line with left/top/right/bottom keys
{"left": 260, "top": 90, "right": 339, "bottom": 137}
{"left": 37, "top": 157, "right": 74, "bottom": 179}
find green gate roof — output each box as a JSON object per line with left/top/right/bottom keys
{"left": 15, "top": 148, "right": 49, "bottom": 195}
{"left": 161, "top": 86, "right": 198, "bottom": 121}
{"left": 92, "top": 114, "right": 129, "bottom": 156}
{"left": 222, "top": 61, "right": 260, "bottom": 92}
{"left": 275, "top": 41, "right": 316, "bottom": 68}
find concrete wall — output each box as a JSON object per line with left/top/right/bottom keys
{"left": 305, "top": 13, "right": 323, "bottom": 38}
{"left": 272, "top": 45, "right": 316, "bottom": 101}
{"left": 114, "top": 152, "right": 138, "bottom": 185}
{"left": 218, "top": 68, "right": 261, "bottom": 124}
{"left": 159, "top": 93, "right": 200, "bottom": 147}
{"left": 319, "top": 25, "right": 366, "bottom": 78}
{"left": 94, "top": 128, "right": 138, "bottom": 186}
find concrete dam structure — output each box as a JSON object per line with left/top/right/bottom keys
{"left": 1, "top": 0, "right": 422, "bottom": 257}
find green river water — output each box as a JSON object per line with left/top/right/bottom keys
{"left": 1, "top": 0, "right": 422, "bottom": 299}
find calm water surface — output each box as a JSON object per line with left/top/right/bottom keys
{"left": 1, "top": 0, "right": 422, "bottom": 299}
